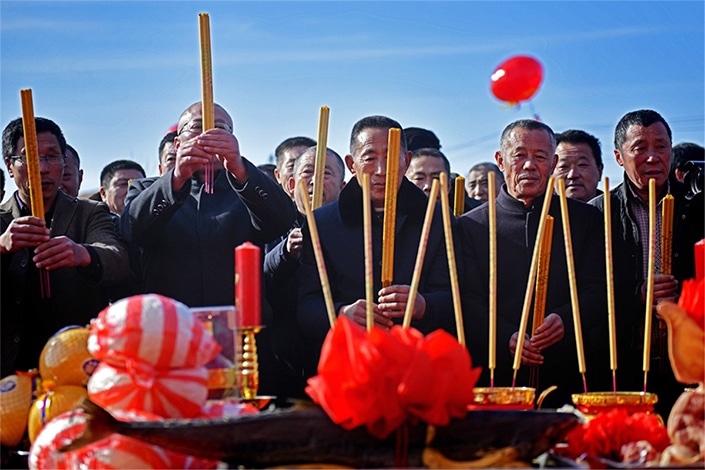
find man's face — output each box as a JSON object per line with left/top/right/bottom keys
{"left": 553, "top": 142, "right": 602, "bottom": 203}
{"left": 5, "top": 131, "right": 64, "bottom": 209}
{"left": 61, "top": 150, "right": 83, "bottom": 198}
{"left": 496, "top": 127, "right": 556, "bottom": 206}
{"left": 465, "top": 168, "right": 496, "bottom": 203}
{"left": 346, "top": 127, "right": 411, "bottom": 211}
{"left": 615, "top": 122, "right": 671, "bottom": 197}
{"left": 159, "top": 140, "right": 176, "bottom": 175}
{"left": 276, "top": 145, "right": 308, "bottom": 197}
{"left": 290, "top": 150, "right": 345, "bottom": 213}
{"left": 405, "top": 155, "right": 448, "bottom": 198}
{"left": 100, "top": 168, "right": 145, "bottom": 215}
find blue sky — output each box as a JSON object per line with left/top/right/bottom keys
{"left": 2, "top": 1, "right": 703, "bottom": 201}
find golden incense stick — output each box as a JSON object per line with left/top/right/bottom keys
{"left": 312, "top": 106, "right": 330, "bottom": 210}
{"left": 297, "top": 179, "right": 336, "bottom": 328}
{"left": 603, "top": 177, "right": 618, "bottom": 393}
{"left": 643, "top": 178, "right": 657, "bottom": 391}
{"left": 199, "top": 13, "right": 215, "bottom": 194}
{"left": 661, "top": 194, "right": 674, "bottom": 275}
{"left": 453, "top": 175, "right": 465, "bottom": 217}
{"left": 488, "top": 171, "right": 497, "bottom": 387}
{"left": 439, "top": 173, "right": 465, "bottom": 346}
{"left": 403, "top": 179, "right": 440, "bottom": 329}
{"left": 381, "top": 128, "right": 400, "bottom": 288}
{"left": 512, "top": 177, "right": 555, "bottom": 387}
{"left": 557, "top": 179, "right": 587, "bottom": 393}
{"left": 362, "top": 174, "right": 374, "bottom": 332}
{"left": 531, "top": 215, "right": 554, "bottom": 336}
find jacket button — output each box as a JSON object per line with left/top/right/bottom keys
{"left": 14, "top": 336, "right": 21, "bottom": 343}
{"left": 20, "top": 259, "right": 27, "bottom": 268}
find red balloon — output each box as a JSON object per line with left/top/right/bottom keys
{"left": 490, "top": 55, "right": 544, "bottom": 104}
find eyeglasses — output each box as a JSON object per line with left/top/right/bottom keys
{"left": 9, "top": 154, "right": 65, "bottom": 166}
{"left": 178, "top": 120, "right": 233, "bottom": 136}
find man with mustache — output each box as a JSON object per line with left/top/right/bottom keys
{"left": 458, "top": 119, "right": 608, "bottom": 408}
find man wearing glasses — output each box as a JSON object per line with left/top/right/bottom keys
{"left": 1, "top": 117, "right": 128, "bottom": 377}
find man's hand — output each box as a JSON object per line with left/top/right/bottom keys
{"left": 508, "top": 313, "right": 564, "bottom": 366}
{"left": 33, "top": 236, "right": 91, "bottom": 270}
{"left": 201, "top": 129, "right": 248, "bottom": 182}
{"left": 641, "top": 274, "right": 679, "bottom": 308}
{"left": 377, "top": 284, "right": 426, "bottom": 321}
{"left": 286, "top": 228, "right": 303, "bottom": 261}
{"left": 0, "top": 216, "right": 49, "bottom": 254}
{"left": 509, "top": 332, "right": 543, "bottom": 365}
{"left": 338, "top": 300, "right": 393, "bottom": 329}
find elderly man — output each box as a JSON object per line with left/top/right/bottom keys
{"left": 591, "top": 109, "right": 704, "bottom": 418}
{"left": 121, "top": 102, "right": 296, "bottom": 309}
{"left": 297, "top": 115, "right": 456, "bottom": 379}
{"left": 458, "top": 119, "right": 608, "bottom": 408}
{"left": 1, "top": 117, "right": 128, "bottom": 376}
{"left": 553, "top": 129, "right": 603, "bottom": 202}
{"left": 273, "top": 136, "right": 316, "bottom": 198}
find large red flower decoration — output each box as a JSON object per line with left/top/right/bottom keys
{"left": 305, "top": 316, "right": 481, "bottom": 439}
{"left": 678, "top": 277, "right": 704, "bottom": 328}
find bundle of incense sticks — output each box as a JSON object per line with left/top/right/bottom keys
{"left": 311, "top": 106, "right": 330, "bottom": 210}
{"left": 602, "top": 177, "right": 618, "bottom": 393}
{"left": 642, "top": 179, "right": 657, "bottom": 392}
{"left": 529, "top": 215, "right": 553, "bottom": 389}
{"left": 661, "top": 194, "right": 674, "bottom": 275}
{"left": 381, "top": 128, "right": 400, "bottom": 288}
{"left": 20, "top": 89, "right": 50, "bottom": 298}
{"left": 439, "top": 173, "right": 465, "bottom": 346}
{"left": 362, "top": 174, "right": 374, "bottom": 332}
{"left": 199, "top": 13, "right": 215, "bottom": 194}
{"left": 453, "top": 175, "right": 465, "bottom": 217}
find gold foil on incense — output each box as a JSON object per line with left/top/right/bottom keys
{"left": 311, "top": 106, "right": 330, "bottom": 210}
{"left": 557, "top": 179, "right": 588, "bottom": 392}
{"left": 643, "top": 178, "right": 657, "bottom": 391}
{"left": 362, "top": 174, "right": 374, "bottom": 332}
{"left": 531, "top": 215, "right": 554, "bottom": 335}
{"left": 512, "top": 177, "right": 555, "bottom": 387}
{"left": 297, "top": 179, "right": 337, "bottom": 328}
{"left": 439, "top": 173, "right": 465, "bottom": 346}
{"left": 661, "top": 194, "right": 674, "bottom": 275}
{"left": 603, "top": 177, "right": 618, "bottom": 392}
{"left": 198, "top": 13, "right": 215, "bottom": 194}
{"left": 403, "top": 179, "right": 440, "bottom": 329}
{"left": 488, "top": 171, "right": 497, "bottom": 386}
{"left": 381, "top": 128, "right": 401, "bottom": 288}
{"left": 453, "top": 175, "right": 465, "bottom": 217}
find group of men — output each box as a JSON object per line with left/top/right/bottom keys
{"left": 2, "top": 105, "right": 702, "bottom": 418}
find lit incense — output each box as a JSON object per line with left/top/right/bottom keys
{"left": 20, "top": 89, "right": 50, "bottom": 298}
{"left": 643, "top": 178, "right": 657, "bottom": 392}
{"left": 661, "top": 194, "right": 674, "bottom": 275}
{"left": 311, "top": 106, "right": 330, "bottom": 210}
{"left": 403, "top": 179, "right": 440, "bottom": 329}
{"left": 381, "top": 128, "right": 401, "bottom": 288}
{"left": 603, "top": 177, "right": 618, "bottom": 393}
{"left": 297, "top": 180, "right": 336, "bottom": 328}
{"left": 439, "top": 173, "right": 465, "bottom": 346}
{"left": 362, "top": 174, "right": 374, "bottom": 332}
{"left": 487, "top": 171, "right": 497, "bottom": 388}
{"left": 557, "top": 179, "right": 588, "bottom": 393}
{"left": 453, "top": 175, "right": 465, "bottom": 217}
{"left": 199, "top": 13, "right": 215, "bottom": 194}
{"left": 512, "top": 177, "right": 555, "bottom": 388}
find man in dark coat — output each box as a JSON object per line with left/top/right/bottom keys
{"left": 297, "top": 115, "right": 456, "bottom": 379}
{"left": 1, "top": 117, "right": 128, "bottom": 377}
{"left": 458, "top": 119, "right": 609, "bottom": 408}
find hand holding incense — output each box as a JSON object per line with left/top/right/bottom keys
{"left": 602, "top": 178, "right": 618, "bottom": 393}
{"left": 403, "top": 179, "right": 439, "bottom": 329}
{"left": 20, "top": 89, "right": 50, "bottom": 298}
{"left": 488, "top": 171, "right": 497, "bottom": 388}
{"left": 439, "top": 173, "right": 465, "bottom": 346}
{"left": 362, "top": 174, "right": 374, "bottom": 332}
{"left": 381, "top": 128, "right": 400, "bottom": 288}
{"left": 643, "top": 178, "right": 657, "bottom": 392}
{"left": 557, "top": 179, "right": 587, "bottom": 393}
{"left": 453, "top": 175, "right": 465, "bottom": 217}
{"left": 298, "top": 180, "right": 336, "bottom": 328}
{"left": 312, "top": 106, "right": 330, "bottom": 210}
{"left": 661, "top": 194, "right": 674, "bottom": 275}
{"left": 199, "top": 13, "right": 215, "bottom": 194}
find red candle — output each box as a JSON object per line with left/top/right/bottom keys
{"left": 235, "top": 242, "right": 261, "bottom": 328}
{"left": 695, "top": 238, "right": 704, "bottom": 281}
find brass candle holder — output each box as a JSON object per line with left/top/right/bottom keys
{"left": 237, "top": 326, "right": 263, "bottom": 402}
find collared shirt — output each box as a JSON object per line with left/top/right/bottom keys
{"left": 625, "top": 179, "right": 670, "bottom": 279}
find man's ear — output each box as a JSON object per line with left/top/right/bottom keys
{"left": 495, "top": 150, "right": 504, "bottom": 172}
{"left": 402, "top": 150, "right": 412, "bottom": 173}
{"left": 287, "top": 175, "right": 296, "bottom": 193}
{"left": 614, "top": 149, "right": 625, "bottom": 168}
{"left": 274, "top": 168, "right": 282, "bottom": 184}
{"left": 99, "top": 187, "right": 108, "bottom": 202}
{"left": 344, "top": 155, "right": 356, "bottom": 176}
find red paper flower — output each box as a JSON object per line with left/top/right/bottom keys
{"left": 306, "top": 317, "right": 481, "bottom": 439}
{"left": 678, "top": 277, "right": 705, "bottom": 329}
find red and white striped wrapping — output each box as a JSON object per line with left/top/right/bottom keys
{"left": 89, "top": 294, "right": 220, "bottom": 370}
{"left": 29, "top": 409, "right": 219, "bottom": 469}
{"left": 88, "top": 362, "right": 209, "bottom": 419}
